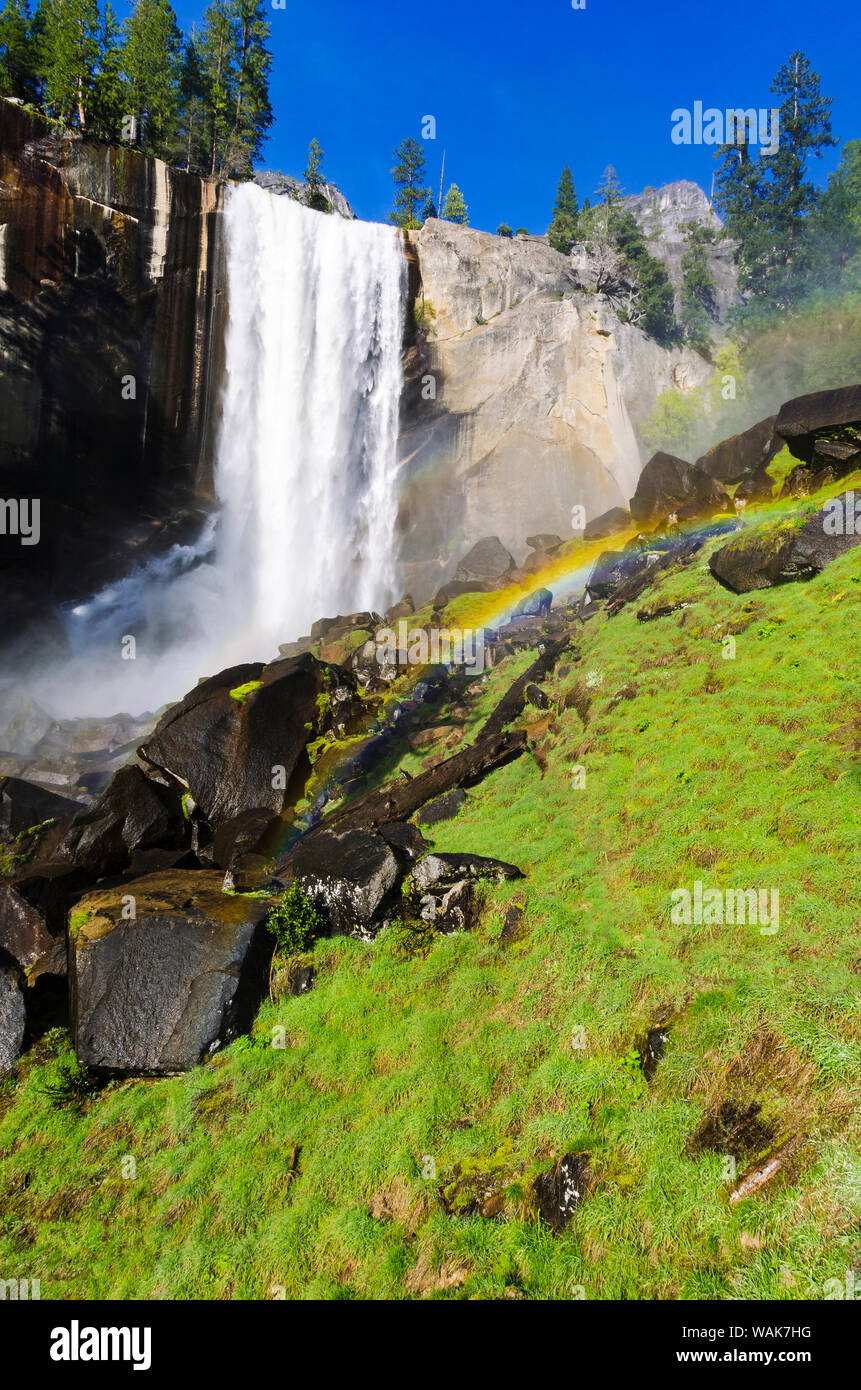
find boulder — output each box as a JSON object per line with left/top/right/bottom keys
{"left": 418, "top": 879, "right": 475, "bottom": 934}
{"left": 533, "top": 1152, "right": 591, "bottom": 1232}
{"left": 410, "top": 852, "right": 523, "bottom": 893}
{"left": 58, "top": 765, "right": 188, "bottom": 878}
{"left": 709, "top": 493, "right": 861, "bottom": 592}
{"left": 282, "top": 828, "right": 402, "bottom": 938}
{"left": 433, "top": 579, "right": 494, "bottom": 608}
{"left": 0, "top": 948, "right": 25, "bottom": 1072}
{"left": 630, "top": 451, "right": 730, "bottom": 524}
{"left": 212, "top": 808, "right": 279, "bottom": 872}
{"left": 775, "top": 384, "right": 861, "bottom": 464}
{"left": 378, "top": 821, "right": 429, "bottom": 861}
{"left": 521, "top": 548, "right": 559, "bottom": 576}
{"left": 70, "top": 870, "right": 272, "bottom": 1074}
{"left": 583, "top": 506, "right": 630, "bottom": 540}
{"left": 734, "top": 466, "right": 775, "bottom": 504}
{"left": 417, "top": 789, "right": 467, "bottom": 826}
{"left": 385, "top": 596, "right": 415, "bottom": 622}
{"left": 525, "top": 534, "right": 562, "bottom": 552}
{"left": 586, "top": 548, "right": 649, "bottom": 600}
{"left": 525, "top": 683, "right": 550, "bottom": 709}
{"left": 0, "top": 777, "right": 81, "bottom": 840}
{"left": 0, "top": 863, "right": 91, "bottom": 978}
{"left": 509, "top": 587, "right": 552, "bottom": 619}
{"left": 695, "top": 415, "right": 781, "bottom": 484}
{"left": 454, "top": 536, "right": 515, "bottom": 585}
{"left": 139, "top": 654, "right": 360, "bottom": 828}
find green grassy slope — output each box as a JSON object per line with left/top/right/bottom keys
{"left": 1, "top": 477, "right": 859, "bottom": 1301}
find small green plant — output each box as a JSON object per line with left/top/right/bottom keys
{"left": 39, "top": 1056, "right": 102, "bottom": 1108}
{"left": 266, "top": 881, "right": 325, "bottom": 956}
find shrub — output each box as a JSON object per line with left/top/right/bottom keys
{"left": 266, "top": 881, "right": 325, "bottom": 955}
{"left": 497, "top": 223, "right": 513, "bottom": 237}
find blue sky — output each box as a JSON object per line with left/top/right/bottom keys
{"left": 171, "top": 0, "right": 858, "bottom": 228}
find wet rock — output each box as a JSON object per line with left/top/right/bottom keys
{"left": 0, "top": 863, "right": 90, "bottom": 978}
{"left": 734, "top": 466, "right": 775, "bottom": 504}
{"left": 70, "top": 870, "right": 272, "bottom": 1074}
{"left": 583, "top": 506, "right": 630, "bottom": 540}
{"left": 710, "top": 493, "right": 861, "bottom": 593}
{"left": 454, "top": 535, "right": 516, "bottom": 585}
{"left": 630, "top": 451, "right": 730, "bottom": 525}
{"left": 696, "top": 415, "right": 781, "bottom": 484}
{"left": 283, "top": 828, "right": 401, "bottom": 938}
{"left": 499, "top": 900, "right": 526, "bottom": 944}
{"left": 586, "top": 548, "right": 650, "bottom": 600}
{"left": 509, "top": 587, "right": 552, "bottom": 619}
{"left": 285, "top": 962, "right": 315, "bottom": 996}
{"left": 212, "top": 808, "right": 279, "bottom": 872}
{"left": 0, "top": 948, "right": 25, "bottom": 1072}
{"left": 533, "top": 1152, "right": 591, "bottom": 1232}
{"left": 775, "top": 383, "right": 861, "bottom": 464}
{"left": 411, "top": 852, "right": 523, "bottom": 892}
{"left": 639, "top": 1025, "right": 671, "bottom": 1081}
{"left": 139, "top": 654, "right": 360, "bottom": 827}
{"left": 688, "top": 1101, "right": 774, "bottom": 1161}
{"left": 418, "top": 879, "right": 475, "bottom": 933}
{"left": 378, "top": 821, "right": 429, "bottom": 861}
{"left": 385, "top": 596, "right": 415, "bottom": 622}
{"left": 417, "top": 789, "right": 467, "bottom": 826}
{"left": 433, "top": 579, "right": 494, "bottom": 608}
{"left": 58, "top": 765, "right": 188, "bottom": 879}
{"left": 525, "top": 683, "right": 549, "bottom": 709}
{"left": 0, "top": 777, "right": 82, "bottom": 840}
{"left": 526, "top": 533, "right": 563, "bottom": 552}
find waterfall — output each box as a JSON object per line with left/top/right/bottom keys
{"left": 22, "top": 184, "right": 406, "bottom": 722}
{"left": 215, "top": 182, "right": 406, "bottom": 644}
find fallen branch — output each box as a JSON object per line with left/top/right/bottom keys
{"left": 313, "top": 728, "right": 529, "bottom": 834}
{"left": 479, "top": 634, "right": 576, "bottom": 741}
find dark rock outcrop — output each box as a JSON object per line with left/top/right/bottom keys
{"left": 0, "top": 777, "right": 81, "bottom": 839}
{"left": 454, "top": 536, "right": 515, "bottom": 585}
{"left": 70, "top": 871, "right": 271, "bottom": 1074}
{"left": 775, "top": 385, "right": 861, "bottom": 464}
{"left": 709, "top": 493, "right": 861, "bottom": 593}
{"left": 509, "top": 587, "right": 552, "bottom": 619}
{"left": 410, "top": 852, "right": 523, "bottom": 891}
{"left": 696, "top": 415, "right": 781, "bottom": 484}
{"left": 283, "top": 828, "right": 401, "bottom": 938}
{"left": 583, "top": 506, "right": 630, "bottom": 540}
{"left": 417, "top": 789, "right": 467, "bottom": 826}
{"left": 139, "top": 654, "right": 360, "bottom": 828}
{"left": 533, "top": 1152, "right": 591, "bottom": 1232}
{"left": 0, "top": 101, "right": 224, "bottom": 639}
{"left": 630, "top": 451, "right": 730, "bottom": 524}
{"left": 0, "top": 862, "right": 90, "bottom": 978}
{"left": 58, "top": 764, "right": 188, "bottom": 879}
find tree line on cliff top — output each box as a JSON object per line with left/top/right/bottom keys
{"left": 0, "top": 0, "right": 271, "bottom": 178}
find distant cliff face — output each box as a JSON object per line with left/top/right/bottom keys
{"left": 626, "top": 179, "right": 741, "bottom": 327}
{"left": 0, "top": 101, "right": 224, "bottom": 635}
{"left": 398, "top": 217, "right": 713, "bottom": 599}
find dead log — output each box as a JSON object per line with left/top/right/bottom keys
{"left": 479, "top": 635, "right": 575, "bottom": 741}
{"left": 316, "top": 728, "right": 528, "bottom": 835}
{"left": 606, "top": 539, "right": 702, "bottom": 616}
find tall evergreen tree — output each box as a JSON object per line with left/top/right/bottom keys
{"left": 222, "top": 0, "right": 271, "bottom": 178}
{"left": 389, "top": 136, "right": 427, "bottom": 228}
{"left": 176, "top": 28, "right": 208, "bottom": 171}
{"left": 715, "top": 50, "right": 837, "bottom": 318}
{"left": 0, "top": 0, "right": 41, "bottom": 101}
{"left": 421, "top": 190, "right": 437, "bottom": 220}
{"left": 122, "top": 0, "right": 181, "bottom": 152}
{"left": 303, "top": 137, "right": 330, "bottom": 212}
{"left": 42, "top": 0, "right": 100, "bottom": 127}
{"left": 679, "top": 220, "right": 717, "bottom": 354}
{"left": 89, "top": 0, "right": 124, "bottom": 141}
{"left": 441, "top": 181, "right": 468, "bottom": 225}
{"left": 595, "top": 164, "right": 624, "bottom": 237}
{"left": 547, "top": 164, "right": 579, "bottom": 254}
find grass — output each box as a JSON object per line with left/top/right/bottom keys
{"left": 1, "top": 477, "right": 860, "bottom": 1300}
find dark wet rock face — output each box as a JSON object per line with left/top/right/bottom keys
{"left": 58, "top": 765, "right": 188, "bottom": 879}
{"left": 509, "top": 587, "right": 552, "bottom": 619}
{"left": 630, "top": 451, "right": 730, "bottom": 525}
{"left": 284, "top": 828, "right": 401, "bottom": 938}
{"left": 140, "top": 654, "right": 361, "bottom": 828}
{"left": 533, "top": 1152, "right": 591, "bottom": 1232}
{"left": 0, "top": 948, "right": 25, "bottom": 1072}
{"left": 70, "top": 871, "right": 271, "bottom": 1074}
{"left": 417, "top": 878, "right": 475, "bottom": 934}
{"left": 410, "top": 852, "right": 523, "bottom": 892}
{"left": 417, "top": 789, "right": 467, "bottom": 826}
{"left": 583, "top": 506, "right": 630, "bottom": 540}
{"left": 710, "top": 492, "right": 861, "bottom": 593}
{"left": 0, "top": 863, "right": 90, "bottom": 978}
{"left": 0, "top": 777, "right": 81, "bottom": 839}
{"left": 696, "top": 415, "right": 781, "bottom": 484}
{"left": 639, "top": 1025, "right": 671, "bottom": 1081}
{"left": 775, "top": 384, "right": 861, "bottom": 464}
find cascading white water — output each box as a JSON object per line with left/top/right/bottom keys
{"left": 22, "top": 183, "right": 406, "bottom": 721}
{"left": 215, "top": 181, "right": 406, "bottom": 647}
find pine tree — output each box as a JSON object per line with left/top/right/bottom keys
{"left": 121, "top": 0, "right": 181, "bottom": 153}
{"left": 303, "top": 137, "right": 330, "bottom": 212}
{"left": 42, "top": 0, "right": 100, "bottom": 127}
{"left": 176, "top": 29, "right": 208, "bottom": 171}
{"left": 595, "top": 164, "right": 624, "bottom": 237}
{"left": 810, "top": 138, "right": 861, "bottom": 288}
{"left": 497, "top": 222, "right": 513, "bottom": 237}
{"left": 421, "top": 190, "right": 437, "bottom": 221}
{"left": 715, "top": 50, "right": 837, "bottom": 319}
{"left": 223, "top": 0, "right": 271, "bottom": 178}
{"left": 199, "top": 0, "right": 232, "bottom": 175}
{"left": 441, "top": 182, "right": 468, "bottom": 225}
{"left": 389, "top": 136, "right": 427, "bottom": 228}
{"left": 547, "top": 165, "right": 579, "bottom": 254}
{"left": 0, "top": 0, "right": 41, "bottom": 101}
{"left": 88, "top": 1, "right": 125, "bottom": 141}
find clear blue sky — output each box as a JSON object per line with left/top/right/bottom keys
{"left": 172, "top": 0, "right": 858, "bottom": 228}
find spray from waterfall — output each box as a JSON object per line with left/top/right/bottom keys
{"left": 14, "top": 183, "right": 406, "bottom": 725}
